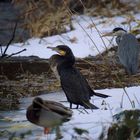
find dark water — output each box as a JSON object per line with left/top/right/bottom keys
{"left": 0, "top": 2, "right": 29, "bottom": 46}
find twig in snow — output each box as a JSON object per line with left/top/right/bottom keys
{"left": 120, "top": 92, "right": 124, "bottom": 108}
{"left": 1, "top": 22, "right": 18, "bottom": 58}
{"left": 107, "top": 103, "right": 114, "bottom": 121}
{"left": 5, "top": 49, "right": 27, "bottom": 58}
{"left": 134, "top": 94, "right": 140, "bottom": 107}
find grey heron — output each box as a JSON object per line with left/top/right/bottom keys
{"left": 103, "top": 27, "right": 140, "bottom": 75}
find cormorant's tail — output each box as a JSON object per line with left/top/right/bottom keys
{"left": 82, "top": 102, "right": 99, "bottom": 109}
{"left": 93, "top": 92, "right": 110, "bottom": 98}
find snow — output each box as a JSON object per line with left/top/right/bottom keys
{"left": 40, "top": 86, "right": 140, "bottom": 139}
{"left": 2, "top": 14, "right": 140, "bottom": 59}
{"left": 1, "top": 86, "right": 140, "bottom": 140}
{"left": 0, "top": 13, "right": 140, "bottom": 139}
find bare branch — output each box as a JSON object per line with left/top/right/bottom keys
{"left": 6, "top": 49, "right": 26, "bottom": 58}
{"left": 2, "top": 21, "right": 18, "bottom": 57}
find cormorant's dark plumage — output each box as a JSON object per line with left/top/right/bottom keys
{"left": 48, "top": 45, "right": 110, "bottom": 109}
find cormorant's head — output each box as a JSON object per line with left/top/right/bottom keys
{"left": 47, "top": 45, "right": 73, "bottom": 57}
{"left": 102, "top": 27, "right": 127, "bottom": 37}
{"left": 33, "top": 97, "right": 43, "bottom": 109}
{"left": 48, "top": 45, "right": 75, "bottom": 67}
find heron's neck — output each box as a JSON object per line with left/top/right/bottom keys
{"left": 115, "top": 31, "right": 127, "bottom": 44}
{"left": 116, "top": 36, "right": 122, "bottom": 44}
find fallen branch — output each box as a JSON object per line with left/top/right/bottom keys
{"left": 1, "top": 22, "right": 18, "bottom": 58}
{"left": 6, "top": 49, "right": 27, "bottom": 58}
{"left": 0, "top": 20, "right": 27, "bottom": 59}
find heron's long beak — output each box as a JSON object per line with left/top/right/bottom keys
{"left": 102, "top": 32, "right": 114, "bottom": 37}
{"left": 47, "top": 46, "right": 57, "bottom": 51}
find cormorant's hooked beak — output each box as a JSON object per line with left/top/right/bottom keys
{"left": 47, "top": 46, "right": 66, "bottom": 56}
{"left": 102, "top": 32, "right": 114, "bottom": 37}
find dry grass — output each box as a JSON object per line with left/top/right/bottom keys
{"left": 12, "top": 0, "right": 135, "bottom": 38}
{"left": 12, "top": 0, "right": 73, "bottom": 37}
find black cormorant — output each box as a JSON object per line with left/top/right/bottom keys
{"left": 48, "top": 45, "right": 110, "bottom": 109}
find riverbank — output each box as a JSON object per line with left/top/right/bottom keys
{"left": 1, "top": 46, "right": 140, "bottom": 110}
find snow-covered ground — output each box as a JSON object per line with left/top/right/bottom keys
{"left": 0, "top": 13, "right": 140, "bottom": 139}
{"left": 36, "top": 87, "right": 140, "bottom": 139}
{"left": 0, "top": 86, "right": 140, "bottom": 140}
{"left": 2, "top": 13, "right": 140, "bottom": 59}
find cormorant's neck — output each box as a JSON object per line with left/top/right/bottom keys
{"left": 57, "top": 52, "right": 75, "bottom": 73}
{"left": 60, "top": 51, "right": 75, "bottom": 66}
{"left": 65, "top": 52, "right": 75, "bottom": 65}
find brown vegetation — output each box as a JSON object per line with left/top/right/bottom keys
{"left": 12, "top": 0, "right": 133, "bottom": 38}
{"left": 12, "top": 0, "right": 72, "bottom": 37}
{"left": 1, "top": 46, "right": 140, "bottom": 110}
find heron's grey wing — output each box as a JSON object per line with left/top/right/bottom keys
{"left": 117, "top": 33, "right": 140, "bottom": 67}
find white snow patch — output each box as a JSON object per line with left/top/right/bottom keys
{"left": 2, "top": 14, "right": 140, "bottom": 59}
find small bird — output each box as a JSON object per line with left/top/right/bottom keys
{"left": 102, "top": 27, "right": 140, "bottom": 75}
{"left": 26, "top": 97, "right": 72, "bottom": 138}
{"left": 48, "top": 45, "right": 110, "bottom": 109}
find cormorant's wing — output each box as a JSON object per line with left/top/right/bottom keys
{"left": 60, "top": 66, "right": 110, "bottom": 99}
{"left": 59, "top": 66, "right": 92, "bottom": 104}
{"left": 77, "top": 70, "right": 110, "bottom": 98}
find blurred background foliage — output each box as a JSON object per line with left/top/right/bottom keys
{"left": 12, "top": 0, "right": 72, "bottom": 37}
{"left": 11, "top": 0, "right": 140, "bottom": 39}
{"left": 0, "top": 0, "right": 139, "bottom": 45}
